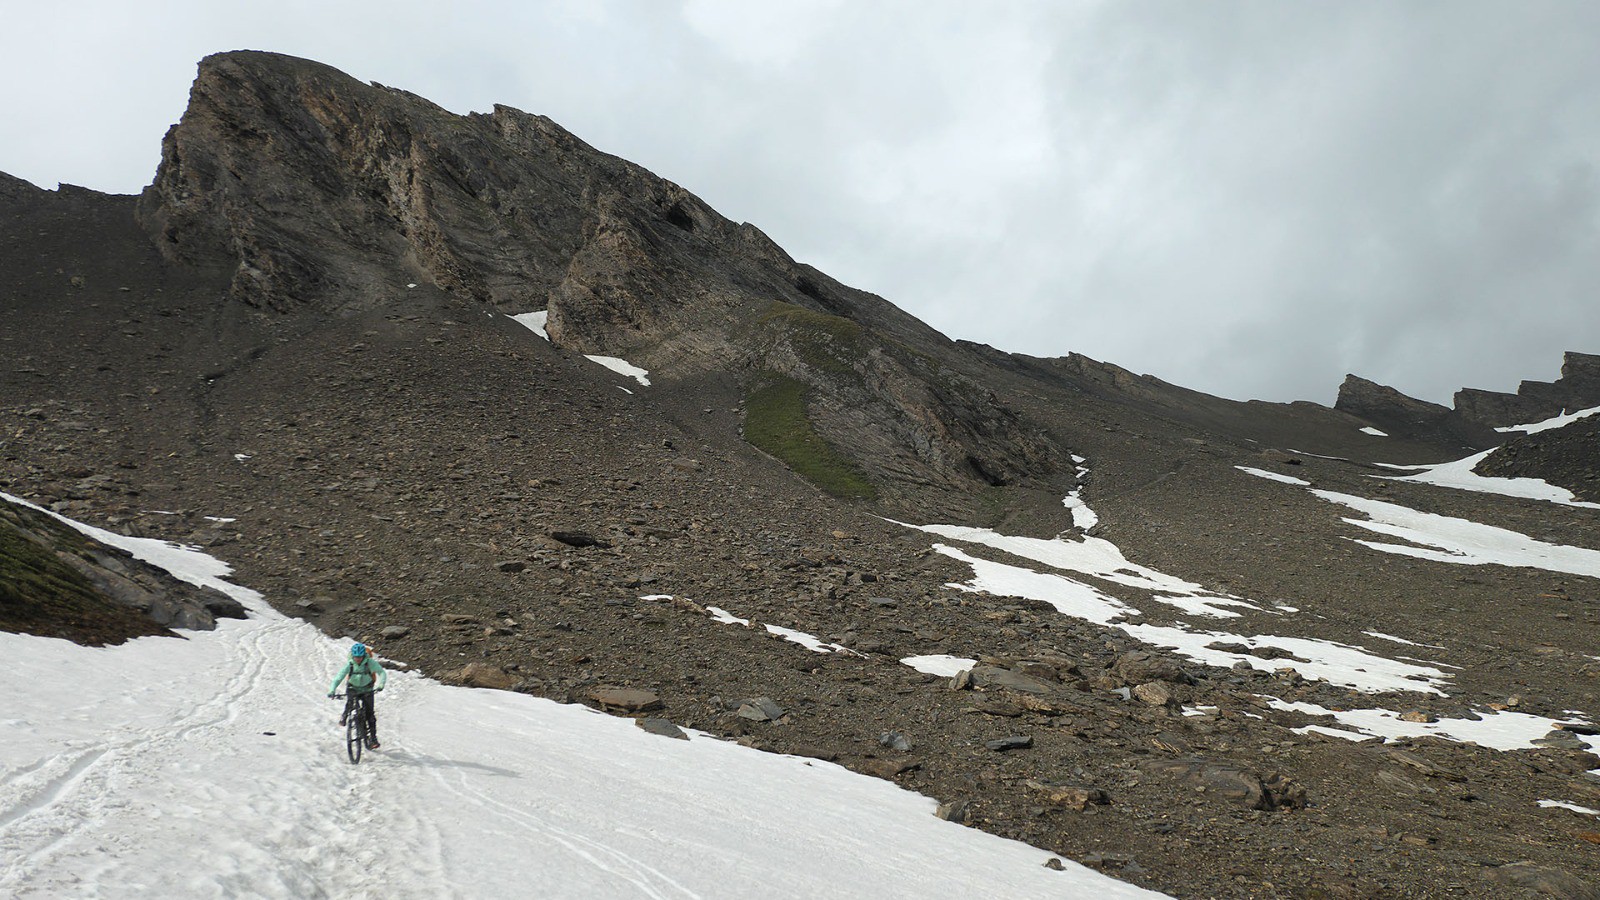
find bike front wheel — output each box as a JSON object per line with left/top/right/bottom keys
{"left": 346, "top": 710, "right": 364, "bottom": 764}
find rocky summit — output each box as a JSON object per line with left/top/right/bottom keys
{"left": 5, "top": 51, "right": 1600, "bottom": 898}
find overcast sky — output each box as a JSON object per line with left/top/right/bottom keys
{"left": 4, "top": 1, "right": 1596, "bottom": 404}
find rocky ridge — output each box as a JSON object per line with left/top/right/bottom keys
{"left": 1334, "top": 375, "right": 1499, "bottom": 448}
{"left": 1477, "top": 414, "right": 1600, "bottom": 503}
{"left": 1456, "top": 352, "right": 1600, "bottom": 428}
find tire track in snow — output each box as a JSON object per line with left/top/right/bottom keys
{"left": 416, "top": 760, "right": 700, "bottom": 900}
{"left": 0, "top": 615, "right": 456, "bottom": 899}
{"left": 210, "top": 617, "right": 452, "bottom": 900}
{"left": 0, "top": 746, "right": 126, "bottom": 893}
{"left": 396, "top": 692, "right": 700, "bottom": 900}
{"left": 0, "top": 620, "right": 300, "bottom": 891}
{"left": 0, "top": 748, "right": 109, "bottom": 833}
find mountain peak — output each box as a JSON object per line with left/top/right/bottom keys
{"left": 130, "top": 52, "right": 1056, "bottom": 511}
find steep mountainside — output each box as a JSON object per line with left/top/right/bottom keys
{"left": 5, "top": 51, "right": 1600, "bottom": 898}
{"left": 136, "top": 51, "right": 1059, "bottom": 517}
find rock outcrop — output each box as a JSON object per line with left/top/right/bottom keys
{"left": 1334, "top": 374, "right": 1498, "bottom": 448}
{"left": 1475, "top": 412, "right": 1600, "bottom": 502}
{"left": 1, "top": 497, "right": 246, "bottom": 644}
{"left": 1455, "top": 351, "right": 1600, "bottom": 428}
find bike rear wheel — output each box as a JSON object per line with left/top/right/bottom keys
{"left": 346, "top": 708, "right": 364, "bottom": 764}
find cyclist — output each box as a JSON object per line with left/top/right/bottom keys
{"left": 328, "top": 642, "right": 387, "bottom": 749}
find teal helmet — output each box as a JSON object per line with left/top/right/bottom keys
{"left": 350, "top": 642, "right": 367, "bottom": 658}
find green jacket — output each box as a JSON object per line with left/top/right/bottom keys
{"left": 329, "top": 656, "right": 387, "bottom": 695}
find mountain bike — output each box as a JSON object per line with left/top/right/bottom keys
{"left": 333, "top": 692, "right": 375, "bottom": 764}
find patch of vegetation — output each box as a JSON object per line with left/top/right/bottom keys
{"left": 0, "top": 506, "right": 167, "bottom": 645}
{"left": 743, "top": 374, "right": 877, "bottom": 501}
{"left": 758, "top": 302, "right": 869, "bottom": 382}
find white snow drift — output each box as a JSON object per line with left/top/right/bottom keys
{"left": 0, "top": 497, "right": 1161, "bottom": 899}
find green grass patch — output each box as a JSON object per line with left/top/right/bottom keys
{"left": 744, "top": 375, "right": 876, "bottom": 501}
{"left": 758, "top": 302, "right": 869, "bottom": 381}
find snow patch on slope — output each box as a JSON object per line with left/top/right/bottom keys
{"left": 1378, "top": 450, "right": 1600, "bottom": 510}
{"left": 1231, "top": 468, "right": 1600, "bottom": 580}
{"left": 0, "top": 511, "right": 1162, "bottom": 899}
{"left": 508, "top": 311, "right": 652, "bottom": 386}
{"left": 1498, "top": 405, "right": 1600, "bottom": 434}
{"left": 1311, "top": 489, "right": 1600, "bottom": 579}
{"left": 1262, "top": 697, "right": 1595, "bottom": 752}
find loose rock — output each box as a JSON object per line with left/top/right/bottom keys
{"left": 879, "top": 731, "right": 912, "bottom": 752}
{"left": 636, "top": 718, "right": 689, "bottom": 740}
{"left": 586, "top": 687, "right": 664, "bottom": 713}
{"left": 736, "top": 698, "right": 786, "bottom": 722}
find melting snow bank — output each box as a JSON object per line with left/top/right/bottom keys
{"left": 1232, "top": 468, "right": 1600, "bottom": 580}
{"left": 1539, "top": 800, "right": 1600, "bottom": 815}
{"left": 585, "top": 355, "right": 652, "bottom": 386}
{"left": 1260, "top": 697, "right": 1600, "bottom": 753}
{"left": 508, "top": 311, "right": 652, "bottom": 386}
{"left": 901, "top": 655, "right": 979, "bottom": 677}
{"left": 906, "top": 522, "right": 1220, "bottom": 600}
{"left": 0, "top": 524, "right": 1162, "bottom": 899}
{"left": 508, "top": 310, "right": 550, "bottom": 338}
{"left": 1310, "top": 489, "right": 1600, "bottom": 578}
{"left": 1498, "top": 405, "right": 1600, "bottom": 434}
{"left": 1120, "top": 625, "right": 1447, "bottom": 695}
{"left": 1367, "top": 405, "right": 1600, "bottom": 508}
{"left": 895, "top": 473, "right": 1600, "bottom": 760}
{"left": 1377, "top": 449, "right": 1600, "bottom": 510}
{"left": 1064, "top": 455, "right": 1098, "bottom": 529}
{"left": 1234, "top": 466, "right": 1309, "bottom": 487}
{"left": 917, "top": 538, "right": 1445, "bottom": 694}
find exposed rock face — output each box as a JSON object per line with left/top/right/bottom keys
{"left": 135, "top": 50, "right": 1059, "bottom": 511}
{"left": 1, "top": 497, "right": 246, "bottom": 644}
{"left": 1455, "top": 352, "right": 1600, "bottom": 427}
{"left": 1335, "top": 375, "right": 1498, "bottom": 448}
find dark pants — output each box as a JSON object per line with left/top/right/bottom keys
{"left": 343, "top": 690, "right": 377, "bottom": 741}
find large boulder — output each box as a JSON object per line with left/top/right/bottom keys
{"left": 1138, "top": 757, "right": 1307, "bottom": 811}
{"left": 452, "top": 662, "right": 519, "bottom": 691}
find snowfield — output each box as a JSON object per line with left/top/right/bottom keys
{"left": 0, "top": 499, "right": 1162, "bottom": 899}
